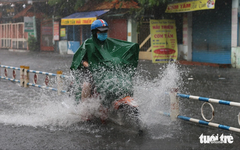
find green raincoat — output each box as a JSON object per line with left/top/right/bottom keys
{"left": 70, "top": 36, "right": 139, "bottom": 107}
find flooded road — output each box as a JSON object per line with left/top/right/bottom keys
{"left": 0, "top": 50, "right": 239, "bottom": 149}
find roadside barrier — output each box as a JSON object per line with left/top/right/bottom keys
{"left": 0, "top": 63, "right": 69, "bottom": 95}
{"left": 169, "top": 89, "right": 240, "bottom": 133}
{"left": 1, "top": 63, "right": 240, "bottom": 133}
{"left": 0, "top": 64, "right": 20, "bottom": 83}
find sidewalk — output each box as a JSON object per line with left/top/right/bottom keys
{"left": 0, "top": 49, "right": 235, "bottom": 83}
{"left": 0, "top": 49, "right": 232, "bottom": 68}
{"left": 0, "top": 50, "right": 73, "bottom": 74}
{"left": 178, "top": 60, "right": 232, "bottom": 68}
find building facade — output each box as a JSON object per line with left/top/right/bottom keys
{"left": 178, "top": 0, "right": 240, "bottom": 68}
{"left": 58, "top": 0, "right": 139, "bottom": 54}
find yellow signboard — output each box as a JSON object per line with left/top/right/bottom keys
{"left": 165, "top": 0, "right": 215, "bottom": 13}
{"left": 61, "top": 17, "right": 97, "bottom": 25}
{"left": 60, "top": 28, "right": 66, "bottom": 37}
{"left": 150, "top": 19, "right": 178, "bottom": 63}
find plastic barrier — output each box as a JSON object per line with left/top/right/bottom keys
{"left": 0, "top": 64, "right": 21, "bottom": 83}
{"left": 0, "top": 63, "right": 69, "bottom": 95}
{"left": 168, "top": 89, "right": 240, "bottom": 133}
{"left": 2, "top": 63, "right": 239, "bottom": 133}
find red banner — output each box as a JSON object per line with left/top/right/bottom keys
{"left": 54, "top": 22, "right": 59, "bottom": 41}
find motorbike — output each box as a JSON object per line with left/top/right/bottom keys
{"left": 64, "top": 61, "right": 144, "bottom": 135}
{"left": 66, "top": 61, "right": 144, "bottom": 134}
{"left": 80, "top": 95, "right": 144, "bottom": 135}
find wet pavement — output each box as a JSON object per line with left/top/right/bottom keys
{"left": 0, "top": 49, "right": 240, "bottom": 150}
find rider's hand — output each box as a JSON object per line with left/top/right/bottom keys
{"left": 82, "top": 61, "right": 89, "bottom": 68}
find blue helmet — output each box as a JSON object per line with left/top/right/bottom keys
{"left": 91, "top": 19, "right": 109, "bottom": 31}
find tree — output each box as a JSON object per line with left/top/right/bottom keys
{"left": 47, "top": 0, "right": 87, "bottom": 11}
{"left": 47, "top": 0, "right": 91, "bottom": 17}
{"left": 106, "top": 0, "right": 176, "bottom": 20}
{"left": 135, "top": 0, "right": 169, "bottom": 7}
{"left": 47, "top": 0, "right": 177, "bottom": 19}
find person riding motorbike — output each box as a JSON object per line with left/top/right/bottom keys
{"left": 70, "top": 19, "right": 139, "bottom": 120}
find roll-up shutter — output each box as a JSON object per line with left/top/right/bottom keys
{"left": 192, "top": 0, "right": 232, "bottom": 64}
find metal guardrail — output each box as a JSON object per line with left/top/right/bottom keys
{"left": 177, "top": 93, "right": 240, "bottom": 107}
{"left": 0, "top": 65, "right": 20, "bottom": 83}
{"left": 2, "top": 63, "right": 239, "bottom": 133}
{"left": 167, "top": 90, "right": 240, "bottom": 133}
{"left": 0, "top": 63, "right": 69, "bottom": 95}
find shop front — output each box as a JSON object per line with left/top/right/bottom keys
{"left": 60, "top": 10, "right": 109, "bottom": 54}
{"left": 191, "top": 0, "right": 231, "bottom": 64}
{"left": 166, "top": 0, "right": 235, "bottom": 65}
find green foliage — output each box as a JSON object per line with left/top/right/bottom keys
{"left": 116, "top": 0, "right": 174, "bottom": 19}
{"left": 47, "top": 0, "right": 88, "bottom": 15}
{"left": 28, "top": 36, "right": 38, "bottom": 51}
{"left": 75, "top": 0, "right": 87, "bottom": 10}
{"left": 46, "top": 0, "right": 175, "bottom": 20}
{"left": 117, "top": 0, "right": 170, "bottom": 6}
{"left": 47, "top": 0, "right": 62, "bottom": 6}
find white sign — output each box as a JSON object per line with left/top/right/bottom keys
{"left": 24, "top": 17, "right": 34, "bottom": 32}
{"left": 199, "top": 134, "right": 233, "bottom": 144}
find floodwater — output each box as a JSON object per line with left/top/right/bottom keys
{"left": 0, "top": 50, "right": 240, "bottom": 149}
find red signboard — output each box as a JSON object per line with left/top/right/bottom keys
{"left": 54, "top": 21, "right": 59, "bottom": 41}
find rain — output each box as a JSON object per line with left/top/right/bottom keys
{"left": 0, "top": 0, "right": 240, "bottom": 149}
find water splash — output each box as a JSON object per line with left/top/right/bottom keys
{"left": 0, "top": 62, "right": 183, "bottom": 137}
{"left": 134, "top": 63, "right": 183, "bottom": 138}
{"left": 136, "top": 63, "right": 182, "bottom": 124}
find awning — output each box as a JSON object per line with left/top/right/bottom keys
{"left": 61, "top": 10, "right": 109, "bottom": 25}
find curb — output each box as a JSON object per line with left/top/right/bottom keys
{"left": 178, "top": 60, "right": 232, "bottom": 68}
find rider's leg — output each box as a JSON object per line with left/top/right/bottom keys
{"left": 80, "top": 82, "right": 93, "bottom": 121}
{"left": 81, "top": 82, "right": 91, "bottom": 100}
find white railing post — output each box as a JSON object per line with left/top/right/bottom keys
{"left": 24, "top": 66, "right": 29, "bottom": 88}
{"left": 170, "top": 88, "right": 179, "bottom": 121}
{"left": 20, "top": 66, "right": 25, "bottom": 87}
{"left": 57, "top": 70, "right": 63, "bottom": 95}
